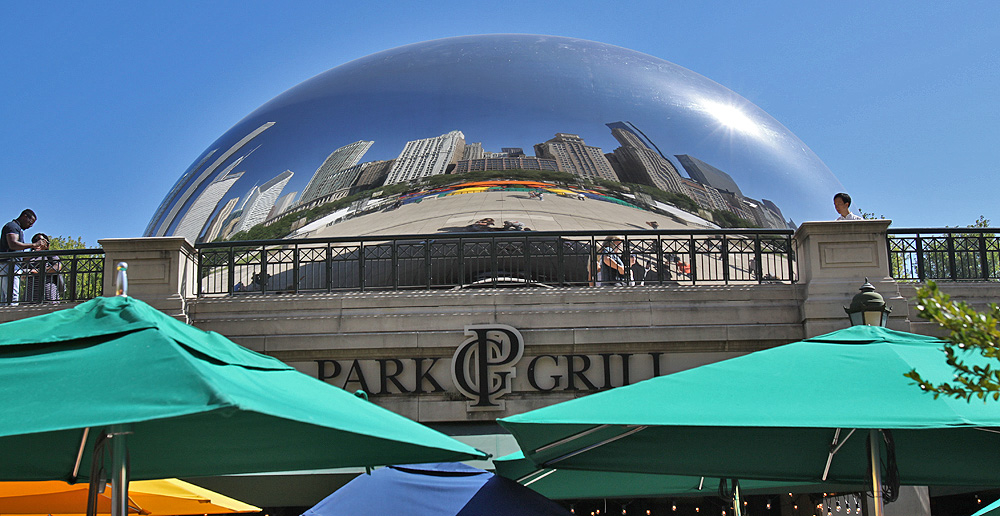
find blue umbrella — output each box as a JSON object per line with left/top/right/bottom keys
{"left": 302, "top": 463, "right": 570, "bottom": 516}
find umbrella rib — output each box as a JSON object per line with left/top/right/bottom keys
{"left": 522, "top": 468, "right": 558, "bottom": 486}
{"left": 71, "top": 427, "right": 90, "bottom": 481}
{"left": 975, "top": 427, "right": 1000, "bottom": 435}
{"left": 533, "top": 424, "right": 612, "bottom": 454}
{"left": 542, "top": 425, "right": 648, "bottom": 467}
{"left": 822, "top": 428, "right": 856, "bottom": 481}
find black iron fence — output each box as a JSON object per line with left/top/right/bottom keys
{"left": 887, "top": 228, "right": 1000, "bottom": 281}
{"left": 0, "top": 249, "right": 105, "bottom": 305}
{"left": 195, "top": 229, "right": 797, "bottom": 296}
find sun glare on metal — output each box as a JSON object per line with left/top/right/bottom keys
{"left": 700, "top": 101, "right": 762, "bottom": 136}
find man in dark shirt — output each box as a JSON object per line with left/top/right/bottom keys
{"left": 1, "top": 209, "right": 41, "bottom": 305}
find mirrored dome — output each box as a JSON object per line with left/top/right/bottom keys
{"left": 146, "top": 34, "right": 843, "bottom": 242}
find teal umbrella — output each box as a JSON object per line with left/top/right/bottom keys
{"left": 499, "top": 326, "right": 1000, "bottom": 494}
{"left": 493, "top": 451, "right": 861, "bottom": 500}
{"left": 0, "top": 295, "right": 486, "bottom": 514}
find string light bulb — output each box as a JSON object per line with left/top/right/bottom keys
{"left": 671, "top": 503, "right": 676, "bottom": 512}
{"left": 766, "top": 501, "right": 771, "bottom": 510}
{"left": 695, "top": 508, "right": 700, "bottom": 513}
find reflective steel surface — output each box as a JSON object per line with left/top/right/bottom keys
{"left": 146, "top": 34, "right": 843, "bottom": 242}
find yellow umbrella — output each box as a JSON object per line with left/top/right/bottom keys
{"left": 0, "top": 479, "right": 260, "bottom": 515}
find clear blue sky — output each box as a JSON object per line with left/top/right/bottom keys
{"left": 2, "top": 1, "right": 997, "bottom": 246}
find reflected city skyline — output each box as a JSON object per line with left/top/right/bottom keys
{"left": 146, "top": 34, "right": 843, "bottom": 242}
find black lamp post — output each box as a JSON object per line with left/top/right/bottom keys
{"left": 844, "top": 278, "right": 890, "bottom": 327}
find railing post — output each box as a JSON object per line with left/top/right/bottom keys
{"left": 980, "top": 233, "right": 989, "bottom": 280}
{"left": 358, "top": 242, "right": 366, "bottom": 292}
{"left": 292, "top": 244, "right": 300, "bottom": 294}
{"left": 197, "top": 248, "right": 204, "bottom": 297}
{"left": 655, "top": 235, "right": 664, "bottom": 285}
{"left": 67, "top": 255, "right": 78, "bottom": 302}
{"left": 424, "top": 240, "right": 432, "bottom": 289}
{"left": 787, "top": 235, "right": 796, "bottom": 283}
{"left": 392, "top": 240, "right": 399, "bottom": 290}
{"left": 753, "top": 234, "right": 763, "bottom": 284}
{"left": 326, "top": 244, "right": 333, "bottom": 293}
{"left": 490, "top": 235, "right": 498, "bottom": 288}
{"left": 259, "top": 247, "right": 269, "bottom": 295}
{"left": 227, "top": 247, "right": 235, "bottom": 295}
{"left": 721, "top": 234, "right": 730, "bottom": 284}
{"left": 688, "top": 235, "right": 697, "bottom": 285}
{"left": 915, "top": 234, "right": 925, "bottom": 281}
{"left": 556, "top": 235, "right": 566, "bottom": 286}
{"left": 458, "top": 237, "right": 466, "bottom": 287}
{"left": 947, "top": 233, "right": 957, "bottom": 280}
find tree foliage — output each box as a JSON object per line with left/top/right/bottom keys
{"left": 905, "top": 280, "right": 1000, "bottom": 402}
{"left": 48, "top": 235, "right": 90, "bottom": 250}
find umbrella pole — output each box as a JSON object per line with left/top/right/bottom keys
{"left": 732, "top": 481, "right": 743, "bottom": 516}
{"left": 110, "top": 425, "right": 129, "bottom": 516}
{"left": 867, "top": 429, "right": 885, "bottom": 516}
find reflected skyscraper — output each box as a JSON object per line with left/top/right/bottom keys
{"left": 605, "top": 122, "right": 684, "bottom": 194}
{"left": 268, "top": 191, "right": 298, "bottom": 221}
{"left": 203, "top": 197, "right": 240, "bottom": 243}
{"left": 385, "top": 130, "right": 466, "bottom": 184}
{"left": 300, "top": 140, "right": 374, "bottom": 204}
{"left": 233, "top": 170, "right": 294, "bottom": 235}
{"left": 462, "top": 142, "right": 485, "bottom": 160}
{"left": 676, "top": 154, "right": 743, "bottom": 197}
{"left": 351, "top": 160, "right": 394, "bottom": 195}
{"left": 534, "top": 133, "right": 617, "bottom": 181}
{"left": 173, "top": 170, "right": 244, "bottom": 243}
{"left": 455, "top": 156, "right": 558, "bottom": 174}
{"left": 151, "top": 121, "right": 275, "bottom": 237}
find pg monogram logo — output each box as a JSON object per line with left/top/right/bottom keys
{"left": 451, "top": 324, "right": 525, "bottom": 410}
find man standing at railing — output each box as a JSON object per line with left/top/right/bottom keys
{"left": 834, "top": 192, "right": 863, "bottom": 221}
{"left": 1, "top": 209, "right": 41, "bottom": 305}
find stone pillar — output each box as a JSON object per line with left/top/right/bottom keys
{"left": 98, "top": 237, "right": 196, "bottom": 321}
{"left": 794, "top": 221, "right": 910, "bottom": 337}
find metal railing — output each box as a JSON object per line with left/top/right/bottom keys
{"left": 888, "top": 228, "right": 1000, "bottom": 281}
{"left": 0, "top": 248, "right": 105, "bottom": 305}
{"left": 195, "top": 229, "right": 797, "bottom": 296}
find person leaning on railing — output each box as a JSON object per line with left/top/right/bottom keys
{"left": 25, "top": 233, "right": 61, "bottom": 303}
{"left": 1, "top": 209, "right": 42, "bottom": 305}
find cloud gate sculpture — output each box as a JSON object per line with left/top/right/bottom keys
{"left": 146, "top": 34, "right": 843, "bottom": 248}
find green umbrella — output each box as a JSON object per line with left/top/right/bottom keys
{"left": 499, "top": 326, "right": 1000, "bottom": 509}
{"left": 493, "top": 451, "right": 861, "bottom": 500}
{"left": 0, "top": 295, "right": 486, "bottom": 514}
